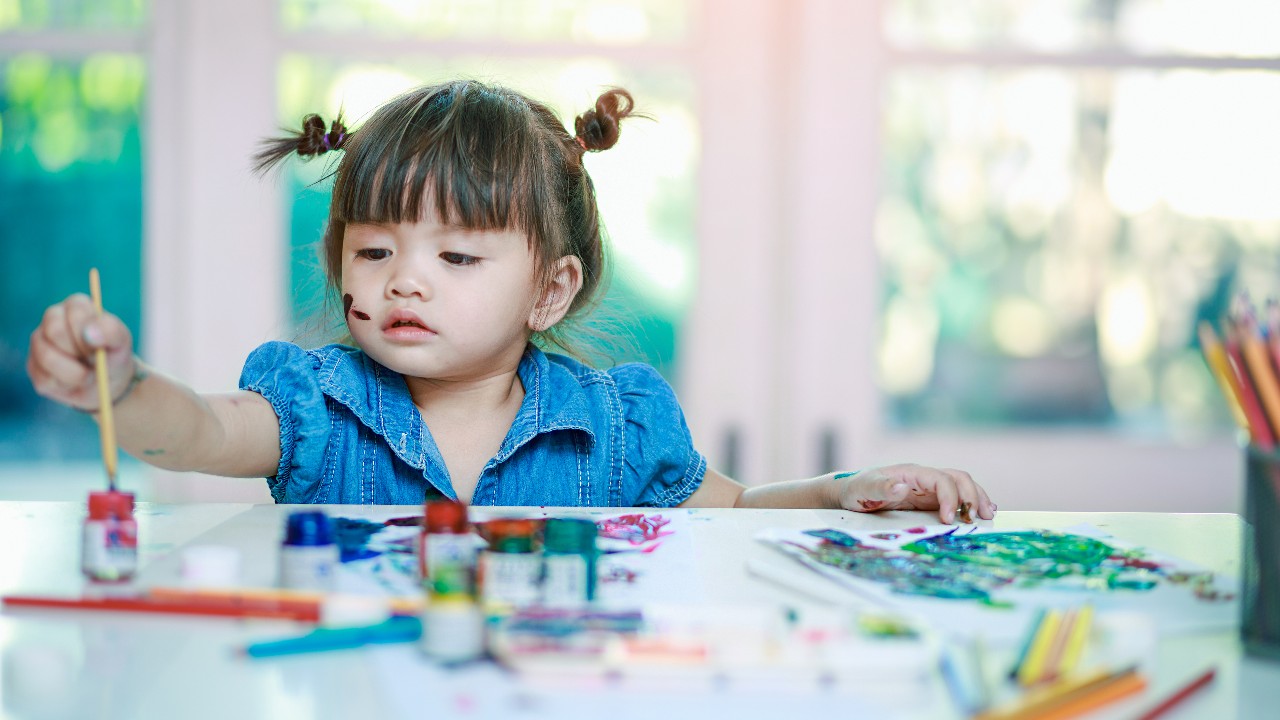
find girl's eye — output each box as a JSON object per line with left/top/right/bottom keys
{"left": 441, "top": 252, "right": 480, "bottom": 266}
{"left": 356, "top": 248, "right": 391, "bottom": 260}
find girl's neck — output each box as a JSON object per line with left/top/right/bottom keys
{"left": 403, "top": 366, "right": 524, "bottom": 419}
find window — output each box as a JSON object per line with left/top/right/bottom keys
{"left": 0, "top": 4, "right": 145, "bottom": 462}
{"left": 878, "top": 0, "right": 1280, "bottom": 441}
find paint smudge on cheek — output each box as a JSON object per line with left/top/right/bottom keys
{"left": 858, "top": 499, "right": 885, "bottom": 511}
{"left": 343, "top": 293, "right": 371, "bottom": 321}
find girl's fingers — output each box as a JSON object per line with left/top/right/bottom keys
{"left": 27, "top": 329, "right": 94, "bottom": 402}
{"left": 930, "top": 469, "right": 961, "bottom": 524}
{"left": 839, "top": 471, "right": 910, "bottom": 513}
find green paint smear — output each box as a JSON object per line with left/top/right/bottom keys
{"left": 801, "top": 529, "right": 1168, "bottom": 603}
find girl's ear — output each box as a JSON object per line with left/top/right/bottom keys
{"left": 529, "top": 256, "right": 584, "bottom": 332}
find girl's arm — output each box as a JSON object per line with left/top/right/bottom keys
{"left": 27, "top": 293, "right": 281, "bottom": 477}
{"left": 679, "top": 466, "right": 997, "bottom": 524}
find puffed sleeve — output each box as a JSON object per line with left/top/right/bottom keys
{"left": 238, "top": 341, "right": 331, "bottom": 503}
{"left": 613, "top": 363, "right": 707, "bottom": 507}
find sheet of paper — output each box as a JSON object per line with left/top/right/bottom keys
{"left": 754, "top": 523, "right": 1238, "bottom": 645}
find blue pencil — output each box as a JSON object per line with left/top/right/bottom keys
{"left": 1008, "top": 608, "right": 1047, "bottom": 680}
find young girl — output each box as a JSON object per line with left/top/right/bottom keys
{"left": 27, "top": 80, "right": 994, "bottom": 523}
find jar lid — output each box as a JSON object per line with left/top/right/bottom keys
{"left": 424, "top": 500, "right": 468, "bottom": 533}
{"left": 284, "top": 510, "right": 334, "bottom": 546}
{"left": 543, "top": 517, "right": 598, "bottom": 554}
{"left": 87, "top": 490, "right": 135, "bottom": 520}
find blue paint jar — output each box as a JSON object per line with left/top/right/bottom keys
{"left": 280, "top": 510, "right": 338, "bottom": 591}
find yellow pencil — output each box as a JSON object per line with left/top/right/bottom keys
{"left": 1198, "top": 321, "right": 1249, "bottom": 431}
{"left": 1016, "top": 608, "right": 1062, "bottom": 686}
{"left": 89, "top": 268, "right": 119, "bottom": 491}
{"left": 1056, "top": 605, "right": 1092, "bottom": 678}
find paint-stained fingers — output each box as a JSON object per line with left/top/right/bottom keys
{"left": 946, "top": 468, "right": 996, "bottom": 520}
{"left": 835, "top": 470, "right": 909, "bottom": 513}
{"left": 944, "top": 468, "right": 988, "bottom": 523}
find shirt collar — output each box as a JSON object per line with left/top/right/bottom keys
{"left": 495, "top": 345, "right": 595, "bottom": 462}
{"left": 315, "top": 345, "right": 428, "bottom": 474}
{"left": 313, "top": 344, "right": 594, "bottom": 471}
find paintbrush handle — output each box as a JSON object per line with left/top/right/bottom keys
{"left": 89, "top": 268, "right": 118, "bottom": 489}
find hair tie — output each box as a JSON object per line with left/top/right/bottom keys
{"left": 574, "top": 135, "right": 588, "bottom": 151}
{"left": 321, "top": 134, "right": 332, "bottom": 151}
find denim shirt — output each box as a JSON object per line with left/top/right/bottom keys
{"left": 238, "top": 341, "right": 706, "bottom": 507}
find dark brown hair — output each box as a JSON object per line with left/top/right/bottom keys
{"left": 254, "top": 80, "right": 638, "bottom": 357}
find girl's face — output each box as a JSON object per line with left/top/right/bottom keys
{"left": 341, "top": 217, "right": 543, "bottom": 382}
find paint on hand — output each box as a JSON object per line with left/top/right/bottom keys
{"left": 343, "top": 293, "right": 371, "bottom": 321}
{"left": 858, "top": 499, "right": 885, "bottom": 511}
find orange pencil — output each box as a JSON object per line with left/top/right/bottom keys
{"left": 1224, "top": 324, "right": 1275, "bottom": 450}
{"left": 977, "top": 666, "right": 1147, "bottom": 720}
{"left": 1198, "top": 321, "right": 1249, "bottom": 432}
{"left": 1239, "top": 315, "right": 1280, "bottom": 440}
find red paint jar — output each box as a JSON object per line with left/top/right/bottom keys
{"left": 82, "top": 491, "right": 137, "bottom": 582}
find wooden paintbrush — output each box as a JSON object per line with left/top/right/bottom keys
{"left": 89, "top": 268, "right": 119, "bottom": 492}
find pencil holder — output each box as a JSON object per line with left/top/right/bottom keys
{"left": 1243, "top": 444, "right": 1280, "bottom": 660}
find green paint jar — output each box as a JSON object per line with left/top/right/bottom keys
{"left": 541, "top": 517, "right": 598, "bottom": 608}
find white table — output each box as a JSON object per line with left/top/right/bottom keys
{"left": 0, "top": 502, "right": 1275, "bottom": 719}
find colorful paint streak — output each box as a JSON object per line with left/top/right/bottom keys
{"left": 794, "top": 528, "right": 1219, "bottom": 603}
{"left": 597, "top": 514, "right": 672, "bottom": 545}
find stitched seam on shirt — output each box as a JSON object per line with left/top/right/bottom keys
{"left": 608, "top": 379, "right": 623, "bottom": 507}
{"left": 319, "top": 398, "right": 339, "bottom": 501}
{"left": 243, "top": 381, "right": 294, "bottom": 503}
{"left": 576, "top": 435, "right": 586, "bottom": 506}
{"left": 654, "top": 453, "right": 707, "bottom": 507}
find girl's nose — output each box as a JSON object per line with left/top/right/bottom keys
{"left": 388, "top": 267, "right": 431, "bottom": 300}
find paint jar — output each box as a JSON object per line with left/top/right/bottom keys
{"left": 418, "top": 500, "right": 476, "bottom": 598}
{"left": 1243, "top": 444, "right": 1280, "bottom": 659}
{"left": 81, "top": 490, "right": 137, "bottom": 582}
{"left": 420, "top": 598, "right": 486, "bottom": 663}
{"left": 540, "top": 517, "right": 598, "bottom": 608}
{"left": 279, "top": 510, "right": 338, "bottom": 591}
{"left": 478, "top": 518, "right": 540, "bottom": 612}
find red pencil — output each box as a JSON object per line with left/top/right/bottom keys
{"left": 1, "top": 593, "right": 320, "bottom": 622}
{"left": 1133, "top": 666, "right": 1216, "bottom": 720}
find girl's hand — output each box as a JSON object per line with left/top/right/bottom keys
{"left": 834, "top": 464, "right": 996, "bottom": 524}
{"left": 27, "top": 293, "right": 137, "bottom": 412}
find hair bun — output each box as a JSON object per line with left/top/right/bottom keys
{"left": 574, "top": 88, "right": 636, "bottom": 152}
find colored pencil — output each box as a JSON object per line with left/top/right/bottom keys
{"left": 1198, "top": 321, "right": 1249, "bottom": 432}
{"left": 148, "top": 587, "right": 423, "bottom": 616}
{"left": 1016, "top": 608, "right": 1062, "bottom": 686}
{"left": 1223, "top": 325, "right": 1275, "bottom": 450}
{"left": 1239, "top": 316, "right": 1280, "bottom": 440}
{"left": 1132, "top": 666, "right": 1216, "bottom": 720}
{"left": 1007, "top": 607, "right": 1046, "bottom": 680}
{"left": 2, "top": 593, "right": 320, "bottom": 622}
{"left": 88, "top": 268, "right": 119, "bottom": 491}
{"left": 1055, "top": 605, "right": 1092, "bottom": 679}
{"left": 939, "top": 637, "right": 991, "bottom": 714}
{"left": 976, "top": 665, "right": 1146, "bottom": 720}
